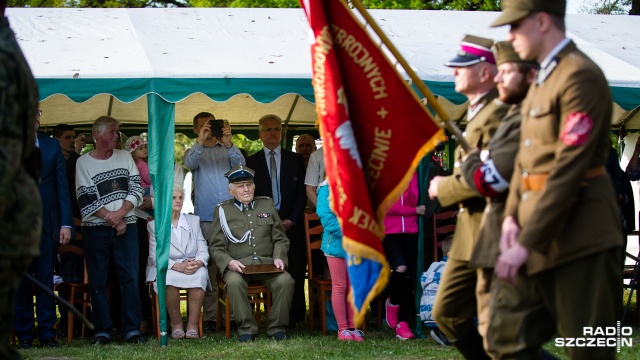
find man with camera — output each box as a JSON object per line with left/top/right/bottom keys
{"left": 184, "top": 112, "right": 245, "bottom": 331}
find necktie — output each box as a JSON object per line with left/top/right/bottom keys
{"left": 269, "top": 150, "right": 280, "bottom": 206}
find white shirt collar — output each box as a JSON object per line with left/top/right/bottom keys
{"left": 263, "top": 145, "right": 281, "bottom": 156}
{"left": 540, "top": 38, "right": 571, "bottom": 69}
{"left": 172, "top": 213, "right": 189, "bottom": 231}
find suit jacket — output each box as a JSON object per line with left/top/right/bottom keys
{"left": 504, "top": 41, "right": 623, "bottom": 274}
{"left": 246, "top": 148, "right": 307, "bottom": 226}
{"left": 146, "top": 214, "right": 210, "bottom": 283}
{"left": 38, "top": 134, "right": 72, "bottom": 240}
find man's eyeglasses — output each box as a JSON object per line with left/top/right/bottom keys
{"left": 260, "top": 127, "right": 281, "bottom": 133}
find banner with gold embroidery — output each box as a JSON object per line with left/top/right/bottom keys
{"left": 301, "top": 0, "right": 445, "bottom": 326}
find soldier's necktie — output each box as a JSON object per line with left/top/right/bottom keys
{"left": 269, "top": 150, "right": 280, "bottom": 207}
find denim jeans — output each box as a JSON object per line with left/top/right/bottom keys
{"left": 83, "top": 224, "right": 142, "bottom": 339}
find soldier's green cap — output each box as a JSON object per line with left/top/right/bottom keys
{"left": 225, "top": 164, "right": 255, "bottom": 183}
{"left": 491, "top": 0, "right": 566, "bottom": 27}
{"left": 493, "top": 41, "right": 522, "bottom": 65}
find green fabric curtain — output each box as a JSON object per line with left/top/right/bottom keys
{"left": 147, "top": 94, "right": 175, "bottom": 346}
{"left": 413, "top": 154, "right": 432, "bottom": 338}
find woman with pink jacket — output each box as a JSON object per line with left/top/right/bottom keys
{"left": 383, "top": 172, "right": 425, "bottom": 340}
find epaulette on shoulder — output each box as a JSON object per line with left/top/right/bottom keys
{"left": 217, "top": 199, "right": 234, "bottom": 207}
{"left": 255, "top": 196, "right": 271, "bottom": 200}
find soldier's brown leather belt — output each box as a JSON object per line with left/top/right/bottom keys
{"left": 521, "top": 166, "right": 606, "bottom": 191}
{"left": 458, "top": 197, "right": 486, "bottom": 214}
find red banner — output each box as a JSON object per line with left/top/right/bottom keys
{"left": 301, "top": 0, "right": 445, "bottom": 326}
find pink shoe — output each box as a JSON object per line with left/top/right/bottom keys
{"left": 349, "top": 329, "right": 365, "bottom": 342}
{"left": 395, "top": 322, "right": 415, "bottom": 340}
{"left": 385, "top": 298, "right": 399, "bottom": 328}
{"left": 338, "top": 329, "right": 354, "bottom": 341}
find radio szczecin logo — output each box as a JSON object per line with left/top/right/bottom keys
{"left": 555, "top": 322, "right": 633, "bottom": 352}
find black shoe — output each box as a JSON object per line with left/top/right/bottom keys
{"left": 271, "top": 331, "right": 289, "bottom": 341}
{"left": 238, "top": 334, "right": 257, "bottom": 343}
{"left": 203, "top": 320, "right": 217, "bottom": 333}
{"left": 93, "top": 336, "right": 110, "bottom": 345}
{"left": 18, "top": 339, "right": 33, "bottom": 349}
{"left": 126, "top": 334, "right": 148, "bottom": 344}
{"left": 430, "top": 329, "right": 451, "bottom": 346}
{"left": 39, "top": 338, "right": 60, "bottom": 348}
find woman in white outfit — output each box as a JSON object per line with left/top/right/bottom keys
{"left": 146, "top": 185, "right": 210, "bottom": 339}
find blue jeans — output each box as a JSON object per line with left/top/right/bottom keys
{"left": 83, "top": 224, "right": 142, "bottom": 339}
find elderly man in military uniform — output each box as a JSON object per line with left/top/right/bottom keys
{"left": 491, "top": 1, "right": 623, "bottom": 359}
{"left": 427, "top": 34, "right": 509, "bottom": 359}
{"left": 459, "top": 41, "right": 540, "bottom": 357}
{"left": 1, "top": 1, "right": 42, "bottom": 358}
{"left": 210, "top": 165, "right": 294, "bottom": 342}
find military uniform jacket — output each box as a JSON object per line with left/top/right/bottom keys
{"left": 504, "top": 41, "right": 623, "bottom": 274}
{"left": 1, "top": 16, "right": 42, "bottom": 258}
{"left": 210, "top": 196, "right": 290, "bottom": 275}
{"left": 437, "top": 88, "right": 509, "bottom": 261}
{"left": 462, "top": 104, "right": 522, "bottom": 269}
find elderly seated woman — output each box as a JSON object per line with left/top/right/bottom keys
{"left": 146, "top": 185, "right": 210, "bottom": 339}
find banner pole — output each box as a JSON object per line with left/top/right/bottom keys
{"left": 349, "top": 0, "right": 471, "bottom": 152}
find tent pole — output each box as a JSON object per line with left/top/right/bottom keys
{"left": 349, "top": 0, "right": 469, "bottom": 152}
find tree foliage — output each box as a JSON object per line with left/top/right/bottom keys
{"left": 9, "top": 0, "right": 501, "bottom": 10}
{"left": 579, "top": 0, "right": 639, "bottom": 14}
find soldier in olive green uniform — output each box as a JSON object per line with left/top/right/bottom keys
{"left": 491, "top": 1, "right": 623, "bottom": 359}
{"left": 0, "top": 1, "right": 42, "bottom": 358}
{"left": 460, "top": 42, "right": 540, "bottom": 357}
{"left": 428, "top": 35, "right": 509, "bottom": 358}
{"left": 210, "top": 165, "right": 294, "bottom": 342}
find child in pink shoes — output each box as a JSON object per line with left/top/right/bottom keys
{"left": 383, "top": 173, "right": 422, "bottom": 340}
{"left": 317, "top": 179, "right": 365, "bottom": 342}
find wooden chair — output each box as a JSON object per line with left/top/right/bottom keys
{"left": 305, "top": 212, "right": 332, "bottom": 334}
{"left": 56, "top": 218, "right": 112, "bottom": 343}
{"left": 216, "top": 273, "right": 272, "bottom": 339}
{"left": 432, "top": 210, "right": 457, "bottom": 262}
{"left": 149, "top": 285, "right": 204, "bottom": 340}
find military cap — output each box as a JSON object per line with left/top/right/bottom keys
{"left": 225, "top": 164, "right": 255, "bottom": 183}
{"left": 491, "top": 0, "right": 566, "bottom": 27}
{"left": 445, "top": 34, "right": 496, "bottom": 67}
{"left": 492, "top": 41, "right": 530, "bottom": 66}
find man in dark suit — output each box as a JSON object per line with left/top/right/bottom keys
{"left": 14, "top": 111, "right": 72, "bottom": 348}
{"left": 246, "top": 114, "right": 307, "bottom": 326}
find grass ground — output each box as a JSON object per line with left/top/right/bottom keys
{"left": 15, "top": 291, "right": 640, "bottom": 359}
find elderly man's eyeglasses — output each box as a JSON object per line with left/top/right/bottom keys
{"left": 260, "top": 127, "right": 281, "bottom": 133}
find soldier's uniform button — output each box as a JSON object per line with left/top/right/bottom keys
{"left": 458, "top": 208, "right": 465, "bottom": 213}
{"left": 247, "top": 214, "right": 251, "bottom": 216}
{"left": 529, "top": 109, "right": 536, "bottom": 116}
{"left": 454, "top": 161, "right": 460, "bottom": 168}
{"left": 524, "top": 139, "right": 532, "bottom": 147}
{"left": 522, "top": 193, "right": 528, "bottom": 201}
{"left": 462, "top": 131, "right": 467, "bottom": 137}
{"left": 249, "top": 221, "right": 253, "bottom": 224}
{"left": 253, "top": 244, "right": 256, "bottom": 247}
{"left": 253, "top": 252, "right": 257, "bottom": 255}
